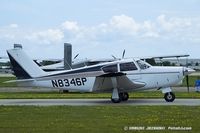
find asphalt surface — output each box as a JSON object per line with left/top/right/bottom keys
{"left": 0, "top": 99, "right": 199, "bottom": 106}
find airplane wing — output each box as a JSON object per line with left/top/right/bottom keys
{"left": 4, "top": 78, "right": 35, "bottom": 83}
{"left": 92, "top": 75, "right": 146, "bottom": 92}
{"left": 35, "top": 65, "right": 105, "bottom": 81}
{"left": 140, "top": 54, "right": 189, "bottom": 60}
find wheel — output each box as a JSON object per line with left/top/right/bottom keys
{"left": 111, "top": 98, "right": 121, "bottom": 103}
{"left": 164, "top": 92, "right": 175, "bottom": 102}
{"left": 119, "top": 92, "right": 129, "bottom": 101}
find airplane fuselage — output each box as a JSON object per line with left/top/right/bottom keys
{"left": 18, "top": 65, "right": 184, "bottom": 93}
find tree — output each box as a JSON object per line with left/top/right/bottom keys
{"left": 162, "top": 61, "right": 171, "bottom": 66}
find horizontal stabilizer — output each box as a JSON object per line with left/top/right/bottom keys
{"left": 4, "top": 79, "right": 35, "bottom": 83}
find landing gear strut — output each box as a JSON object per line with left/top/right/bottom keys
{"left": 111, "top": 77, "right": 121, "bottom": 103}
{"left": 164, "top": 92, "right": 175, "bottom": 102}
{"left": 110, "top": 77, "right": 129, "bottom": 103}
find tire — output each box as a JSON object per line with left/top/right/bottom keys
{"left": 164, "top": 92, "right": 175, "bottom": 102}
{"left": 119, "top": 92, "right": 129, "bottom": 101}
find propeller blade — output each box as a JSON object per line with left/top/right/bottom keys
{"left": 73, "top": 54, "right": 79, "bottom": 60}
{"left": 186, "top": 75, "right": 189, "bottom": 93}
{"left": 122, "top": 49, "right": 125, "bottom": 59}
{"left": 111, "top": 55, "right": 117, "bottom": 59}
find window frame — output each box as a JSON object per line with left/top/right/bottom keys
{"left": 136, "top": 60, "right": 151, "bottom": 70}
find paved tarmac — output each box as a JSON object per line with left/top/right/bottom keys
{"left": 0, "top": 99, "right": 199, "bottom": 106}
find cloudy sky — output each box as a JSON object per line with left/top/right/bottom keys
{"left": 0, "top": 0, "right": 200, "bottom": 60}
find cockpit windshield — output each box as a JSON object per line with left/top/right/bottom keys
{"left": 136, "top": 60, "right": 151, "bottom": 70}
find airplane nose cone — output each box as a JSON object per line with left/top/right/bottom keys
{"left": 183, "top": 67, "right": 195, "bottom": 76}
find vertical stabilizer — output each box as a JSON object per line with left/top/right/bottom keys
{"left": 64, "top": 43, "right": 72, "bottom": 69}
{"left": 7, "top": 48, "right": 46, "bottom": 79}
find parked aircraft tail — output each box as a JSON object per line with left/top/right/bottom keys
{"left": 7, "top": 48, "right": 46, "bottom": 79}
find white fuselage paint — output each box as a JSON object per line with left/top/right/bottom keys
{"left": 18, "top": 66, "right": 184, "bottom": 93}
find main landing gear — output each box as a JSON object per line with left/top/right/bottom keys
{"left": 111, "top": 91, "right": 129, "bottom": 103}
{"left": 110, "top": 77, "right": 129, "bottom": 103}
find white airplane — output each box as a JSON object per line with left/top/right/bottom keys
{"left": 6, "top": 47, "right": 195, "bottom": 103}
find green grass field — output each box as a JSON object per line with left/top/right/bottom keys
{"left": 0, "top": 77, "right": 200, "bottom": 133}
{"left": 181, "top": 75, "right": 200, "bottom": 87}
{"left": 0, "top": 106, "right": 199, "bottom": 133}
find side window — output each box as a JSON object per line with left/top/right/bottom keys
{"left": 120, "top": 62, "right": 137, "bottom": 71}
{"left": 102, "top": 64, "right": 118, "bottom": 73}
{"left": 136, "top": 60, "right": 150, "bottom": 70}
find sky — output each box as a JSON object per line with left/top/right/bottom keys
{"left": 0, "top": 0, "right": 200, "bottom": 60}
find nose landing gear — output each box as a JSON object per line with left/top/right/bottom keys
{"left": 164, "top": 92, "right": 175, "bottom": 102}
{"left": 161, "top": 87, "right": 176, "bottom": 102}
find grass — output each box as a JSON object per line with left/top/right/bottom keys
{"left": 182, "top": 75, "right": 200, "bottom": 87}
{"left": 0, "top": 78, "right": 200, "bottom": 133}
{"left": 0, "top": 106, "right": 199, "bottom": 133}
{"left": 0, "top": 77, "right": 16, "bottom": 87}
{"left": 0, "top": 91, "right": 199, "bottom": 99}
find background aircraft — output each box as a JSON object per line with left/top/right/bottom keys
{"left": 6, "top": 47, "right": 195, "bottom": 103}
{"left": 39, "top": 43, "right": 189, "bottom": 70}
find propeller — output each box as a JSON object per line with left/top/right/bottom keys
{"left": 186, "top": 57, "right": 189, "bottom": 93}
{"left": 122, "top": 49, "right": 125, "bottom": 59}
{"left": 73, "top": 54, "right": 79, "bottom": 60}
{"left": 186, "top": 75, "right": 189, "bottom": 93}
{"left": 177, "top": 57, "right": 190, "bottom": 93}
{"left": 183, "top": 66, "right": 195, "bottom": 93}
{"left": 111, "top": 55, "right": 117, "bottom": 59}
{"left": 111, "top": 49, "right": 126, "bottom": 60}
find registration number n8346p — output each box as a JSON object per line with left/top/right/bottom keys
{"left": 51, "top": 78, "right": 87, "bottom": 88}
